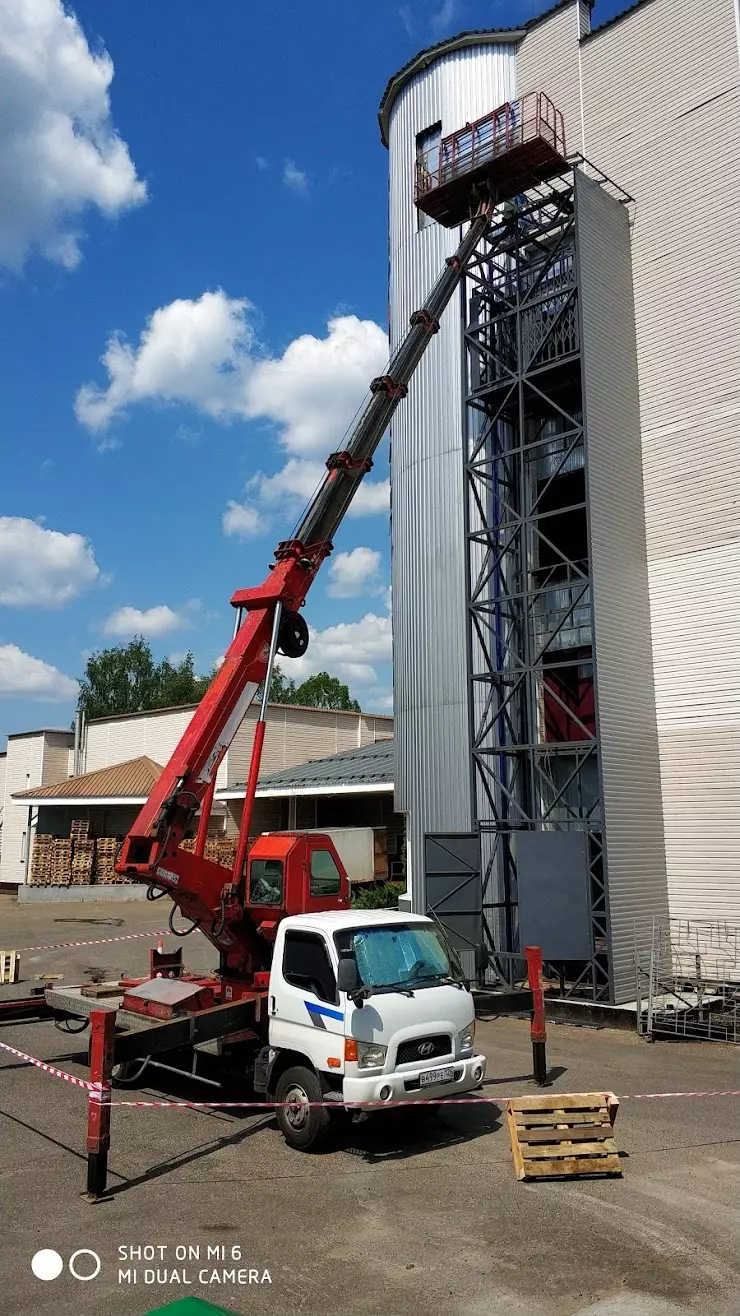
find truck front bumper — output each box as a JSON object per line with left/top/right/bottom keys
{"left": 342, "top": 1053, "right": 486, "bottom": 1106}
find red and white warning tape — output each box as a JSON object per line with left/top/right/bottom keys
{"left": 20, "top": 928, "right": 169, "bottom": 954}
{"left": 1, "top": 1040, "right": 739, "bottom": 1109}
{"left": 104, "top": 1089, "right": 740, "bottom": 1108}
{"left": 0, "top": 1039, "right": 94, "bottom": 1090}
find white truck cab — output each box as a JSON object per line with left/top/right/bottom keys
{"left": 262, "top": 908, "right": 486, "bottom": 1150}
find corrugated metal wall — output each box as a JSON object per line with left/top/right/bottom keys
{"left": 41, "top": 733, "right": 74, "bottom": 786}
{"left": 383, "top": 0, "right": 740, "bottom": 959}
{"left": 227, "top": 709, "right": 393, "bottom": 785}
{"left": 516, "top": 0, "right": 585, "bottom": 152}
{"left": 0, "top": 732, "right": 54, "bottom": 885}
{"left": 579, "top": 0, "right": 740, "bottom": 929}
{"left": 576, "top": 171, "right": 669, "bottom": 1002}
{"left": 84, "top": 706, "right": 219, "bottom": 779}
{"left": 0, "top": 754, "right": 6, "bottom": 863}
{"left": 387, "top": 41, "right": 517, "bottom": 909}
{"left": 82, "top": 705, "right": 392, "bottom": 793}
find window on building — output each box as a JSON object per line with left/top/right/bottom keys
{"left": 415, "top": 122, "right": 441, "bottom": 231}
{"left": 20, "top": 831, "right": 27, "bottom": 863}
{"left": 248, "top": 857, "right": 283, "bottom": 906}
{"left": 283, "top": 931, "right": 336, "bottom": 1003}
{"left": 310, "top": 848, "right": 342, "bottom": 897}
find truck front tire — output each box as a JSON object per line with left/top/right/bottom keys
{"left": 274, "top": 1065, "right": 331, "bottom": 1152}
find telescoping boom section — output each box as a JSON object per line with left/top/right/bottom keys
{"left": 116, "top": 202, "right": 493, "bottom": 978}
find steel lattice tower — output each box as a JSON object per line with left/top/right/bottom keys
{"left": 462, "top": 169, "right": 612, "bottom": 999}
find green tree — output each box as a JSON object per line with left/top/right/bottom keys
{"left": 76, "top": 639, "right": 212, "bottom": 720}
{"left": 263, "top": 664, "right": 360, "bottom": 711}
{"left": 292, "top": 671, "right": 360, "bottom": 711}
{"left": 268, "top": 664, "right": 297, "bottom": 704}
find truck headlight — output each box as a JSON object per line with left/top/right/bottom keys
{"left": 456, "top": 1022, "right": 475, "bottom": 1054}
{"left": 356, "top": 1041, "right": 387, "bottom": 1070}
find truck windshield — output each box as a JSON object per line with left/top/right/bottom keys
{"left": 334, "top": 923, "right": 464, "bottom": 992}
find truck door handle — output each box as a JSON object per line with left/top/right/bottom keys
{"left": 270, "top": 996, "right": 276, "bottom": 1015}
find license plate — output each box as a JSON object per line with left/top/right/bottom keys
{"left": 419, "top": 1066, "right": 455, "bottom": 1087}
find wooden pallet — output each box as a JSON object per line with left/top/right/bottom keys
{"left": 94, "top": 836, "right": 121, "bottom": 883}
{"left": 506, "top": 1092, "right": 621, "bottom": 1181}
{"left": 0, "top": 951, "right": 20, "bottom": 984}
{"left": 30, "top": 834, "right": 54, "bottom": 884}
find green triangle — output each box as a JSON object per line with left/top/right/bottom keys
{"left": 142, "top": 1299, "right": 239, "bottom": 1316}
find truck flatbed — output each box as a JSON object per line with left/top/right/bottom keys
{"left": 44, "top": 982, "right": 256, "bottom": 1056}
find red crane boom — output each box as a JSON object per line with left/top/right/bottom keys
{"left": 116, "top": 202, "right": 492, "bottom": 981}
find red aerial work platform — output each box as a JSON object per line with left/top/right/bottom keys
{"left": 415, "top": 92, "right": 567, "bottom": 228}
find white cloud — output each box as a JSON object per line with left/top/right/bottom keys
{"left": 75, "top": 290, "right": 255, "bottom": 431}
{"left": 0, "top": 0, "right": 146, "bottom": 270}
{"left": 283, "top": 160, "right": 309, "bottom": 195}
{"left": 0, "top": 643, "right": 78, "bottom": 701}
{"left": 103, "top": 604, "right": 187, "bottom": 638}
{"left": 246, "top": 315, "right": 388, "bottom": 456}
{"left": 399, "top": 6, "right": 415, "bottom": 37}
{"left": 281, "top": 609, "right": 392, "bottom": 691}
{"left": 245, "top": 458, "right": 389, "bottom": 520}
{"left": 75, "top": 297, "right": 389, "bottom": 466}
{"left": 429, "top": 0, "right": 461, "bottom": 35}
{"left": 327, "top": 547, "right": 383, "bottom": 598}
{"left": 222, "top": 500, "right": 263, "bottom": 540}
{"left": 0, "top": 516, "right": 100, "bottom": 606}
{"left": 255, "top": 155, "right": 268, "bottom": 171}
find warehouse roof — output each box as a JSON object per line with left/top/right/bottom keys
{"left": 377, "top": 1, "right": 595, "bottom": 144}
{"left": 232, "top": 739, "right": 395, "bottom": 799}
{"left": 13, "top": 755, "right": 163, "bottom": 805}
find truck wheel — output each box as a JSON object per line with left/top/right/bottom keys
{"left": 274, "top": 1066, "right": 331, "bottom": 1152}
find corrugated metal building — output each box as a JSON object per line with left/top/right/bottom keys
{"left": 1, "top": 704, "right": 394, "bottom": 889}
{"left": 381, "top": 0, "right": 740, "bottom": 1000}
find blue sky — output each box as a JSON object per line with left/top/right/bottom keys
{"left": 0, "top": 0, "right": 628, "bottom": 737}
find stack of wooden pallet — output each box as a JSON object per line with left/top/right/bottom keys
{"left": 70, "top": 818, "right": 92, "bottom": 843}
{"left": 49, "top": 837, "right": 72, "bottom": 886}
{"left": 29, "top": 833, "right": 54, "bottom": 884}
{"left": 69, "top": 818, "right": 94, "bottom": 885}
{"left": 94, "top": 837, "right": 121, "bottom": 884}
{"left": 71, "top": 839, "right": 95, "bottom": 884}
{"left": 209, "top": 836, "right": 237, "bottom": 868}
{"left": 180, "top": 836, "right": 238, "bottom": 868}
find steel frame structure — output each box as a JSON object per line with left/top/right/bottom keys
{"left": 462, "top": 167, "right": 611, "bottom": 1000}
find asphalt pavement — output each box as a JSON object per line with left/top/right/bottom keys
{"left": 1, "top": 894, "right": 739, "bottom": 1316}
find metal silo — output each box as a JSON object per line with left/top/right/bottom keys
{"left": 380, "top": 34, "right": 521, "bottom": 910}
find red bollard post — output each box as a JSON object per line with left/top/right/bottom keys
{"left": 84, "top": 1008, "right": 115, "bottom": 1201}
{"left": 524, "top": 945, "right": 549, "bottom": 1086}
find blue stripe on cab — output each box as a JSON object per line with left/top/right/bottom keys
{"left": 305, "top": 1000, "right": 344, "bottom": 1022}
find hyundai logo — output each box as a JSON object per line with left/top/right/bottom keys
{"left": 418, "top": 1041, "right": 434, "bottom": 1056}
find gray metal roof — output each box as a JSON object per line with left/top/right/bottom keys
{"left": 377, "top": 1, "right": 596, "bottom": 145}
{"left": 245, "top": 738, "right": 394, "bottom": 792}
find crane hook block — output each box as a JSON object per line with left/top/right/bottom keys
{"left": 278, "top": 610, "right": 309, "bottom": 659}
{"left": 410, "top": 309, "right": 440, "bottom": 333}
{"left": 326, "top": 452, "right": 374, "bottom": 473}
{"left": 370, "top": 375, "right": 408, "bottom": 399}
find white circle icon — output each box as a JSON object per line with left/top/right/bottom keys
{"left": 69, "top": 1249, "right": 102, "bottom": 1282}
{"left": 31, "top": 1249, "right": 64, "bottom": 1281}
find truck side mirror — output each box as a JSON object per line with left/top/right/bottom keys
{"left": 337, "top": 954, "right": 359, "bottom": 995}
{"left": 474, "top": 942, "right": 490, "bottom": 973}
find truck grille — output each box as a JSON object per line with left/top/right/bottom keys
{"left": 396, "top": 1034, "right": 451, "bottom": 1066}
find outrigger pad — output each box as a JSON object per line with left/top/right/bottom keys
{"left": 507, "top": 1091, "right": 621, "bottom": 1181}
